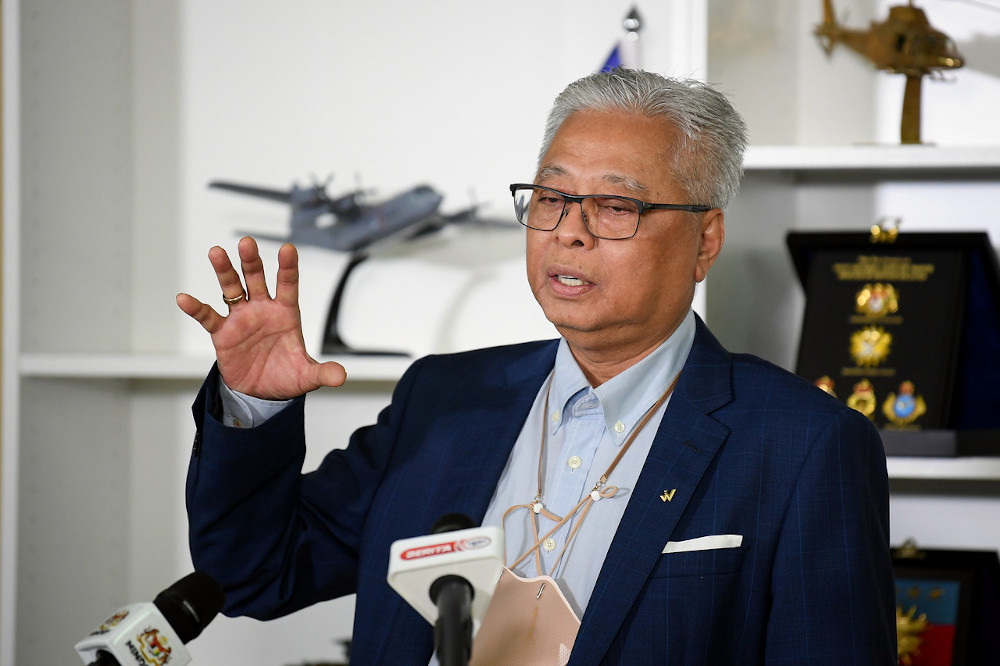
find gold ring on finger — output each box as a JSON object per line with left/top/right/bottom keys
{"left": 223, "top": 292, "right": 246, "bottom": 305}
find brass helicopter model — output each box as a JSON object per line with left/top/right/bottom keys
{"left": 814, "top": 0, "right": 965, "bottom": 144}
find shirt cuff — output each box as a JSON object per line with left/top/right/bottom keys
{"left": 217, "top": 376, "right": 293, "bottom": 428}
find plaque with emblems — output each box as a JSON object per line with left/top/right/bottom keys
{"left": 787, "top": 230, "right": 1000, "bottom": 456}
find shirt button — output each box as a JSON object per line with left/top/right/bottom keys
{"left": 543, "top": 538, "right": 557, "bottom": 552}
{"left": 614, "top": 421, "right": 626, "bottom": 434}
{"left": 568, "top": 455, "right": 582, "bottom": 470}
{"left": 551, "top": 410, "right": 561, "bottom": 424}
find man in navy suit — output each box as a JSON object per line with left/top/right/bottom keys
{"left": 178, "top": 69, "right": 896, "bottom": 663}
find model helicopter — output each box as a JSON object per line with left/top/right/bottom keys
{"left": 210, "top": 176, "right": 516, "bottom": 356}
{"left": 814, "top": 0, "right": 965, "bottom": 144}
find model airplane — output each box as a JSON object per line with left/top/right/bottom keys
{"left": 814, "top": 0, "right": 965, "bottom": 143}
{"left": 210, "top": 176, "right": 517, "bottom": 356}
{"left": 209, "top": 179, "right": 447, "bottom": 253}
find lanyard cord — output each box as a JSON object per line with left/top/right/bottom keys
{"left": 503, "top": 370, "right": 681, "bottom": 576}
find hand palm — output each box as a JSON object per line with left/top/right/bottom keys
{"left": 177, "top": 238, "right": 346, "bottom": 400}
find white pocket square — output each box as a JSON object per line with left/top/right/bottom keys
{"left": 662, "top": 534, "right": 743, "bottom": 554}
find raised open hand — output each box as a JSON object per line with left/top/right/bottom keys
{"left": 176, "top": 236, "right": 346, "bottom": 399}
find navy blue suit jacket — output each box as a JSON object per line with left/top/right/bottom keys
{"left": 187, "top": 318, "right": 896, "bottom": 664}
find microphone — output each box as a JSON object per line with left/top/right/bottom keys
{"left": 387, "top": 513, "right": 505, "bottom": 666}
{"left": 74, "top": 571, "right": 226, "bottom": 666}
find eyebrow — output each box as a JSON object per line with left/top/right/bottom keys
{"left": 603, "top": 173, "right": 648, "bottom": 194}
{"left": 535, "top": 166, "right": 650, "bottom": 195}
{"left": 535, "top": 165, "right": 566, "bottom": 181}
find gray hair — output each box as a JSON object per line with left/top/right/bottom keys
{"left": 539, "top": 69, "right": 748, "bottom": 210}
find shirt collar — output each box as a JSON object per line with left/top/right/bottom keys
{"left": 549, "top": 310, "right": 696, "bottom": 444}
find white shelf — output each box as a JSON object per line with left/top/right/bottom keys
{"left": 18, "top": 352, "right": 409, "bottom": 382}
{"left": 887, "top": 456, "right": 1000, "bottom": 481}
{"left": 745, "top": 145, "right": 1000, "bottom": 172}
{"left": 19, "top": 352, "right": 999, "bottom": 480}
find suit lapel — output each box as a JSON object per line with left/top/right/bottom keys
{"left": 572, "top": 320, "right": 734, "bottom": 664}
{"left": 373, "top": 342, "right": 558, "bottom": 663}
{"left": 422, "top": 341, "right": 558, "bottom": 526}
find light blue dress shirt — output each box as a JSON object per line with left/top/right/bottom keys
{"left": 479, "top": 310, "right": 694, "bottom": 617}
{"left": 219, "top": 310, "right": 696, "bottom": 619}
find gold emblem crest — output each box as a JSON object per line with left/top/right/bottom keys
{"left": 814, "top": 376, "right": 837, "bottom": 398}
{"left": 896, "top": 605, "right": 928, "bottom": 666}
{"left": 855, "top": 282, "right": 899, "bottom": 317}
{"left": 846, "top": 379, "right": 877, "bottom": 420}
{"left": 850, "top": 326, "right": 892, "bottom": 367}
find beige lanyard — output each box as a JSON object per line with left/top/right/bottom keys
{"left": 502, "top": 371, "right": 681, "bottom": 577}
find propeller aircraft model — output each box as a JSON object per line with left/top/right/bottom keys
{"left": 209, "top": 176, "right": 517, "bottom": 356}
{"left": 209, "top": 179, "right": 446, "bottom": 253}
{"left": 814, "top": 0, "right": 965, "bottom": 143}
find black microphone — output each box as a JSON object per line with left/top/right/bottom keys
{"left": 429, "top": 514, "right": 476, "bottom": 666}
{"left": 74, "top": 571, "right": 226, "bottom": 666}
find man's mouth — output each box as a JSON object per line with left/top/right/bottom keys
{"left": 555, "top": 274, "right": 590, "bottom": 287}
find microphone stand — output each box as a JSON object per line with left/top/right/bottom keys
{"left": 430, "top": 574, "right": 473, "bottom": 666}
{"left": 427, "top": 514, "right": 478, "bottom": 665}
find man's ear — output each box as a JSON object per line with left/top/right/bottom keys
{"left": 694, "top": 209, "right": 725, "bottom": 283}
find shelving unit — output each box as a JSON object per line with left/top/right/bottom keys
{"left": 18, "top": 351, "right": 1000, "bottom": 481}
{"left": 887, "top": 457, "right": 1000, "bottom": 481}
{"left": 709, "top": 146, "right": 1000, "bottom": 365}
{"left": 713, "top": 145, "right": 1000, "bottom": 482}
{"left": 744, "top": 144, "right": 1000, "bottom": 171}
{"left": 18, "top": 352, "right": 411, "bottom": 383}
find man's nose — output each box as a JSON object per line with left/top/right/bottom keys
{"left": 555, "top": 200, "right": 596, "bottom": 247}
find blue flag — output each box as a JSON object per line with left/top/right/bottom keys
{"left": 600, "top": 44, "right": 621, "bottom": 72}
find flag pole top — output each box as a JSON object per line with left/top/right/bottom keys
{"left": 624, "top": 7, "right": 642, "bottom": 41}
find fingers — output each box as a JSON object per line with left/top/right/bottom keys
{"left": 274, "top": 243, "right": 300, "bottom": 308}
{"left": 238, "top": 236, "right": 270, "bottom": 301}
{"left": 175, "top": 293, "right": 225, "bottom": 334}
{"left": 209, "top": 245, "right": 247, "bottom": 305}
{"left": 199, "top": 237, "right": 300, "bottom": 310}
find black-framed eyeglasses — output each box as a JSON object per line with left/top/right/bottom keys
{"left": 509, "top": 183, "right": 712, "bottom": 240}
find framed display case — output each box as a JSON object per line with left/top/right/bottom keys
{"left": 893, "top": 542, "right": 1000, "bottom": 665}
{"left": 787, "top": 229, "right": 1000, "bottom": 455}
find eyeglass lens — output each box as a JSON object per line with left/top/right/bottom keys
{"left": 512, "top": 186, "right": 641, "bottom": 240}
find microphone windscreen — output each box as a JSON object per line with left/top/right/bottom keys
{"left": 431, "top": 513, "right": 475, "bottom": 534}
{"left": 153, "top": 571, "right": 226, "bottom": 643}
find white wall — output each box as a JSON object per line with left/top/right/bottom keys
{"left": 166, "top": 0, "right": 705, "bottom": 361}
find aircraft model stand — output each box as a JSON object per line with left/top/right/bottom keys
{"left": 320, "top": 251, "right": 410, "bottom": 357}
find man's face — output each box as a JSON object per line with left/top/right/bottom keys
{"left": 525, "top": 109, "right": 724, "bottom": 361}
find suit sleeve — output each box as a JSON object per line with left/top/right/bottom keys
{"left": 765, "top": 408, "right": 897, "bottom": 664}
{"left": 185, "top": 361, "right": 422, "bottom": 620}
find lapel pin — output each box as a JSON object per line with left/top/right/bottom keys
{"left": 660, "top": 489, "right": 676, "bottom": 502}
